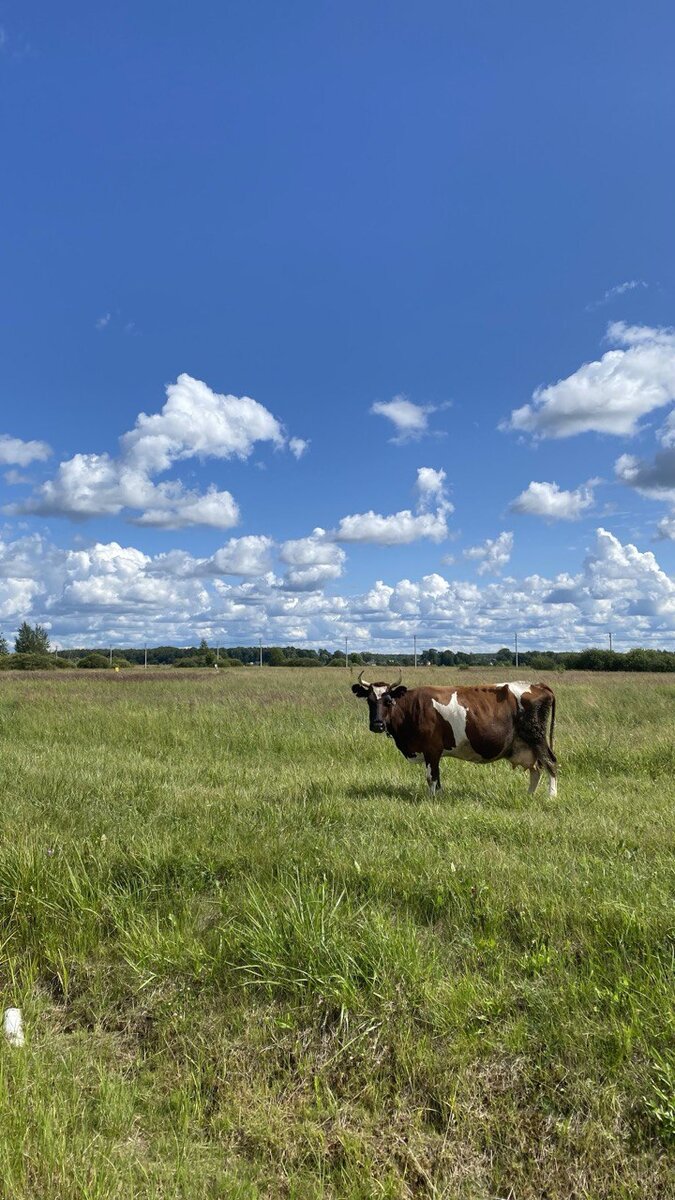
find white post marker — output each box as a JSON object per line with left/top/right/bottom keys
{"left": 3, "top": 1008, "right": 25, "bottom": 1047}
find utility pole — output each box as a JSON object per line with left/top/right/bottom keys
{"left": 109, "top": 645, "right": 113, "bottom": 667}
{"left": 345, "top": 637, "right": 349, "bottom": 669}
{"left": 259, "top": 637, "right": 263, "bottom": 668}
{"left": 413, "top": 634, "right": 417, "bottom": 669}
{"left": 144, "top": 643, "right": 147, "bottom": 670}
{"left": 514, "top": 632, "right": 519, "bottom": 669}
{"left": 216, "top": 644, "right": 219, "bottom": 662}
{"left": 609, "top": 631, "right": 613, "bottom": 652}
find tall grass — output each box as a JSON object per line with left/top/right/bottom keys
{"left": 0, "top": 668, "right": 673, "bottom": 1197}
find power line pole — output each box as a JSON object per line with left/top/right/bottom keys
{"left": 413, "top": 634, "right": 417, "bottom": 669}
{"left": 514, "top": 631, "right": 519, "bottom": 669}
{"left": 144, "top": 643, "right": 147, "bottom": 670}
{"left": 609, "top": 631, "right": 613, "bottom": 652}
{"left": 259, "top": 637, "right": 263, "bottom": 668}
{"left": 345, "top": 637, "right": 349, "bottom": 669}
{"left": 109, "top": 645, "right": 113, "bottom": 667}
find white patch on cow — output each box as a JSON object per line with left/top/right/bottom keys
{"left": 425, "top": 762, "right": 439, "bottom": 795}
{"left": 433, "top": 691, "right": 466, "bottom": 743}
{"left": 548, "top": 775, "right": 558, "bottom": 798}
{"left": 411, "top": 753, "right": 424, "bottom": 763}
{"left": 432, "top": 693, "right": 485, "bottom": 762}
{"left": 371, "top": 686, "right": 387, "bottom": 698}
{"left": 496, "top": 681, "right": 533, "bottom": 707}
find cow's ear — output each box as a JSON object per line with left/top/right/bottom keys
{"left": 352, "top": 684, "right": 369, "bottom": 697}
{"left": 390, "top": 685, "right": 407, "bottom": 699}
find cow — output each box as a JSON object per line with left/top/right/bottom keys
{"left": 351, "top": 671, "right": 557, "bottom": 798}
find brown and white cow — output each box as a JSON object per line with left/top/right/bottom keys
{"left": 351, "top": 672, "right": 557, "bottom": 797}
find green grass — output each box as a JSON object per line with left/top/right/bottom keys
{"left": 0, "top": 667, "right": 673, "bottom": 1198}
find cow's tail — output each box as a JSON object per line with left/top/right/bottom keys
{"left": 549, "top": 692, "right": 556, "bottom": 751}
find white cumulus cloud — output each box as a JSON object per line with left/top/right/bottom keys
{"left": 415, "top": 466, "right": 447, "bottom": 508}
{"left": 333, "top": 508, "right": 450, "bottom": 545}
{"left": 207, "top": 536, "right": 275, "bottom": 577}
{"left": 330, "top": 468, "right": 453, "bottom": 546}
{"left": 502, "top": 323, "right": 675, "bottom": 439}
{"left": 579, "top": 527, "right": 674, "bottom": 610}
{"left": 279, "top": 528, "right": 346, "bottom": 590}
{"left": 0, "top": 435, "right": 52, "bottom": 466}
{"left": 371, "top": 395, "right": 444, "bottom": 443}
{"left": 131, "top": 485, "right": 240, "bottom": 530}
{"left": 464, "top": 531, "right": 513, "bottom": 575}
{"left": 121, "top": 374, "right": 285, "bottom": 472}
{"left": 615, "top": 449, "right": 675, "bottom": 503}
{"left": 9, "top": 374, "right": 305, "bottom": 529}
{"left": 0, "top": 526, "right": 673, "bottom": 650}
{"left": 509, "top": 479, "right": 597, "bottom": 520}
{"left": 656, "top": 513, "right": 675, "bottom": 540}
{"left": 613, "top": 398, "right": 675, "bottom": 508}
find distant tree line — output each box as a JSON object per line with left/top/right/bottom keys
{"left": 0, "top": 626, "right": 674, "bottom": 671}
{"left": 415, "top": 646, "right": 675, "bottom": 672}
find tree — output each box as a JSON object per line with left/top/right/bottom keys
{"left": 0, "top": 634, "right": 8, "bottom": 656}
{"left": 77, "top": 653, "right": 111, "bottom": 669}
{"left": 496, "top": 647, "right": 514, "bottom": 664}
{"left": 195, "top": 637, "right": 216, "bottom": 666}
{"left": 267, "top": 647, "right": 286, "bottom": 666}
{"left": 15, "top": 622, "right": 50, "bottom": 655}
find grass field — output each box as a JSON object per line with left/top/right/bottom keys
{"left": 0, "top": 667, "right": 673, "bottom": 1199}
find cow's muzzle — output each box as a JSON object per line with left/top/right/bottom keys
{"left": 370, "top": 719, "right": 386, "bottom": 733}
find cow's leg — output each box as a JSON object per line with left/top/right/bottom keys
{"left": 533, "top": 740, "right": 558, "bottom": 798}
{"left": 425, "top": 754, "right": 441, "bottom": 797}
{"left": 519, "top": 732, "right": 557, "bottom": 799}
{"left": 528, "top": 766, "right": 542, "bottom": 795}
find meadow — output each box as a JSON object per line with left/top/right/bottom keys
{"left": 0, "top": 667, "right": 672, "bottom": 1199}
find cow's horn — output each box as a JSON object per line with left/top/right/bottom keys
{"left": 389, "top": 670, "right": 402, "bottom": 689}
{"left": 357, "top": 669, "right": 371, "bottom": 688}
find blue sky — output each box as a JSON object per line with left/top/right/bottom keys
{"left": 1, "top": 1, "right": 675, "bottom": 651}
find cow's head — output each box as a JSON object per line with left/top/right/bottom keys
{"left": 351, "top": 670, "right": 408, "bottom": 733}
